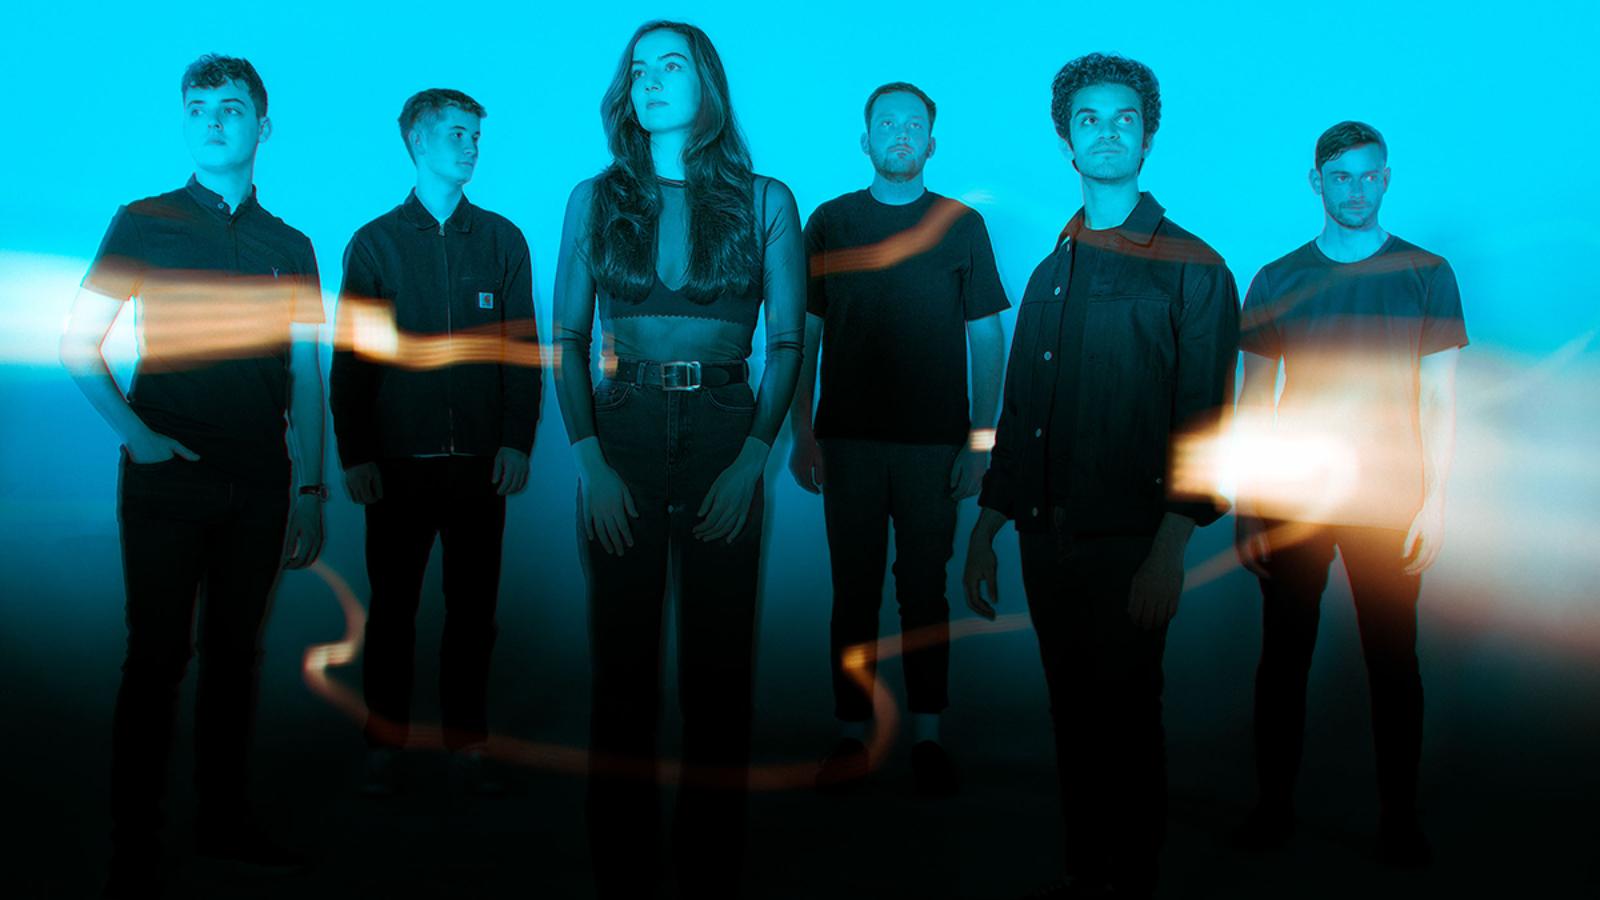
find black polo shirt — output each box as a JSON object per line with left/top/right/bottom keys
{"left": 329, "top": 192, "right": 540, "bottom": 468}
{"left": 979, "top": 193, "right": 1239, "bottom": 535}
{"left": 82, "top": 176, "right": 324, "bottom": 485}
{"left": 804, "top": 189, "right": 1010, "bottom": 444}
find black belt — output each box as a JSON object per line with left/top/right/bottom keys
{"left": 611, "top": 358, "right": 748, "bottom": 391}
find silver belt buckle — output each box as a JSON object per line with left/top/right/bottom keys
{"left": 660, "top": 360, "right": 702, "bottom": 391}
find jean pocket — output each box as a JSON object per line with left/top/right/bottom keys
{"left": 705, "top": 381, "right": 756, "bottom": 413}
{"left": 592, "top": 380, "right": 637, "bottom": 413}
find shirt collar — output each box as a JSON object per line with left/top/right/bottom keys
{"left": 185, "top": 174, "right": 258, "bottom": 220}
{"left": 400, "top": 190, "right": 475, "bottom": 233}
{"left": 1058, "top": 191, "right": 1166, "bottom": 248}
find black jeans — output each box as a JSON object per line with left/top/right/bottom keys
{"left": 583, "top": 376, "right": 762, "bottom": 900}
{"left": 362, "top": 456, "right": 505, "bottom": 750}
{"left": 112, "top": 455, "right": 289, "bottom": 853}
{"left": 1252, "top": 523, "right": 1424, "bottom": 820}
{"left": 1019, "top": 528, "right": 1166, "bottom": 894}
{"left": 821, "top": 439, "right": 958, "bottom": 722}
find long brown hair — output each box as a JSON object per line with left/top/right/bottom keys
{"left": 588, "top": 21, "right": 758, "bottom": 304}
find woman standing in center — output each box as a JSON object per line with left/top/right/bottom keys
{"left": 551, "top": 20, "right": 804, "bottom": 900}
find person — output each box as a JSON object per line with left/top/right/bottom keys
{"left": 1232, "top": 121, "right": 1466, "bottom": 866}
{"left": 59, "top": 54, "right": 326, "bottom": 897}
{"left": 329, "top": 88, "right": 540, "bottom": 796}
{"left": 550, "top": 20, "right": 804, "bottom": 899}
{"left": 961, "top": 53, "right": 1238, "bottom": 899}
{"left": 788, "top": 81, "right": 1008, "bottom": 795}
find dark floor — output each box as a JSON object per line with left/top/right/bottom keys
{"left": 5, "top": 509, "right": 1598, "bottom": 900}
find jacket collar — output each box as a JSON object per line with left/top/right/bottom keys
{"left": 185, "top": 174, "right": 258, "bottom": 220}
{"left": 399, "top": 189, "right": 475, "bottom": 233}
{"left": 1058, "top": 191, "right": 1165, "bottom": 248}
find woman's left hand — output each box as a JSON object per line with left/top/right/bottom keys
{"left": 695, "top": 438, "right": 770, "bottom": 542}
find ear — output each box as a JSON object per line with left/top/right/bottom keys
{"left": 408, "top": 127, "right": 424, "bottom": 158}
{"left": 926, "top": 135, "right": 937, "bottom": 159}
{"left": 860, "top": 132, "right": 870, "bottom": 156}
{"left": 1141, "top": 131, "right": 1155, "bottom": 160}
{"left": 1381, "top": 166, "right": 1392, "bottom": 190}
{"left": 1057, "top": 135, "right": 1074, "bottom": 163}
{"left": 257, "top": 116, "right": 272, "bottom": 145}
{"left": 1308, "top": 168, "right": 1323, "bottom": 196}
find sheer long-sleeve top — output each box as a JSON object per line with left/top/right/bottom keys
{"left": 552, "top": 174, "right": 805, "bottom": 447}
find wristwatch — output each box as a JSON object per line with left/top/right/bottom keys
{"left": 298, "top": 483, "right": 330, "bottom": 500}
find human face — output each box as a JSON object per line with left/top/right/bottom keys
{"left": 1062, "top": 82, "right": 1149, "bottom": 183}
{"left": 629, "top": 28, "right": 701, "bottom": 135}
{"left": 1312, "top": 143, "right": 1389, "bottom": 229}
{"left": 182, "top": 80, "right": 267, "bottom": 173}
{"left": 412, "top": 106, "right": 481, "bottom": 187}
{"left": 861, "top": 91, "right": 936, "bottom": 182}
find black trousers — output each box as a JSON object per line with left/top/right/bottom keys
{"left": 112, "top": 455, "right": 289, "bottom": 854}
{"left": 361, "top": 456, "right": 505, "bottom": 751}
{"left": 1019, "top": 530, "right": 1166, "bottom": 894}
{"left": 1252, "top": 523, "right": 1424, "bottom": 820}
{"left": 583, "top": 377, "right": 763, "bottom": 900}
{"left": 821, "top": 439, "right": 958, "bottom": 722}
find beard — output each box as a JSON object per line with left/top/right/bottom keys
{"left": 1328, "top": 201, "right": 1379, "bottom": 229}
{"left": 872, "top": 146, "right": 928, "bottom": 182}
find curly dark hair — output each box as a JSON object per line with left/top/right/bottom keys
{"left": 588, "top": 20, "right": 757, "bottom": 305}
{"left": 1314, "top": 120, "right": 1386, "bottom": 171}
{"left": 398, "top": 89, "right": 487, "bottom": 161}
{"left": 181, "top": 54, "right": 268, "bottom": 117}
{"left": 1049, "top": 53, "right": 1160, "bottom": 147}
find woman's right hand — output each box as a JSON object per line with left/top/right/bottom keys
{"left": 580, "top": 457, "right": 638, "bottom": 555}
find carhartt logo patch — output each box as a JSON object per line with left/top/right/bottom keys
{"left": 478, "top": 292, "right": 495, "bottom": 309}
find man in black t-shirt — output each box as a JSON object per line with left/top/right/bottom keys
{"left": 1232, "top": 122, "right": 1467, "bottom": 867}
{"left": 788, "top": 82, "right": 1009, "bottom": 796}
{"left": 60, "top": 55, "right": 326, "bottom": 896}
{"left": 330, "top": 89, "right": 540, "bottom": 796}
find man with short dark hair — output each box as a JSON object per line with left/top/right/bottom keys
{"left": 789, "top": 81, "right": 1009, "bottom": 796}
{"left": 330, "top": 88, "right": 539, "bottom": 795}
{"left": 962, "top": 54, "right": 1238, "bottom": 898}
{"left": 1232, "top": 121, "right": 1465, "bottom": 867}
{"left": 60, "top": 54, "right": 326, "bottom": 896}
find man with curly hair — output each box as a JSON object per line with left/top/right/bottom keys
{"left": 963, "top": 53, "right": 1238, "bottom": 898}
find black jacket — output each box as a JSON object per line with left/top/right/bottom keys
{"left": 979, "top": 193, "right": 1238, "bottom": 535}
{"left": 330, "top": 192, "right": 540, "bottom": 467}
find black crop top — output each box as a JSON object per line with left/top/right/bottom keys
{"left": 552, "top": 173, "right": 805, "bottom": 446}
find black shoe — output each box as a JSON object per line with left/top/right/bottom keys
{"left": 1377, "top": 816, "right": 1433, "bottom": 867}
{"left": 910, "top": 740, "right": 961, "bottom": 796}
{"left": 196, "top": 822, "right": 306, "bottom": 870}
{"left": 1231, "top": 804, "right": 1294, "bottom": 851}
{"left": 814, "top": 738, "right": 868, "bottom": 793}
{"left": 1023, "top": 875, "right": 1110, "bottom": 899}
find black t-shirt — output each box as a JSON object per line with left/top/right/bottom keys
{"left": 804, "top": 189, "right": 1009, "bottom": 444}
{"left": 1240, "top": 235, "right": 1467, "bottom": 528}
{"left": 82, "top": 177, "right": 324, "bottom": 485}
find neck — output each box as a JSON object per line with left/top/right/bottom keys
{"left": 650, "top": 130, "right": 689, "bottom": 181}
{"left": 1316, "top": 216, "right": 1388, "bottom": 262}
{"left": 1079, "top": 175, "right": 1141, "bottom": 231}
{"left": 868, "top": 171, "right": 926, "bottom": 205}
{"left": 194, "top": 164, "right": 255, "bottom": 212}
{"left": 415, "top": 169, "right": 465, "bottom": 228}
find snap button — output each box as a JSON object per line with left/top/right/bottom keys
{"left": 1031, "top": 507, "right": 1039, "bottom": 517}
{"left": 1043, "top": 351, "right": 1053, "bottom": 361}
{"left": 1053, "top": 286, "right": 1062, "bottom": 296}
{"left": 1034, "top": 428, "right": 1042, "bottom": 438}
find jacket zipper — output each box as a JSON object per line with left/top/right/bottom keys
{"left": 440, "top": 221, "right": 456, "bottom": 454}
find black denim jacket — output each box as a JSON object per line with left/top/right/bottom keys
{"left": 978, "top": 194, "right": 1238, "bottom": 535}
{"left": 330, "top": 192, "right": 541, "bottom": 467}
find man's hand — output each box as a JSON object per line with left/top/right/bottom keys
{"left": 1235, "top": 514, "right": 1272, "bottom": 579}
{"left": 344, "top": 462, "right": 383, "bottom": 505}
{"left": 282, "top": 495, "right": 325, "bottom": 569}
{"left": 1128, "top": 541, "right": 1185, "bottom": 630}
{"left": 1402, "top": 497, "right": 1445, "bottom": 575}
{"left": 125, "top": 428, "right": 200, "bottom": 465}
{"left": 949, "top": 446, "right": 987, "bottom": 500}
{"left": 492, "top": 447, "right": 530, "bottom": 496}
{"left": 788, "top": 432, "right": 825, "bottom": 494}
{"left": 962, "top": 535, "right": 1000, "bottom": 620}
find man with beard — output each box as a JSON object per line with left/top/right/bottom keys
{"left": 789, "top": 82, "right": 1009, "bottom": 795}
{"left": 1232, "top": 122, "right": 1465, "bottom": 866}
{"left": 962, "top": 55, "right": 1238, "bottom": 898}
